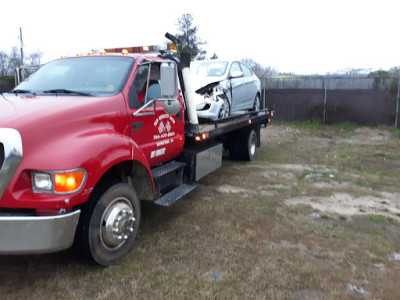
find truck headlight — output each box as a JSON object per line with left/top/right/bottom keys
{"left": 32, "top": 172, "right": 52, "bottom": 191}
{"left": 32, "top": 169, "right": 86, "bottom": 194}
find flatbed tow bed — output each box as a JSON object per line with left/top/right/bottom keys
{"left": 185, "top": 109, "right": 272, "bottom": 141}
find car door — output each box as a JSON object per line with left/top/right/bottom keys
{"left": 126, "top": 60, "right": 184, "bottom": 167}
{"left": 239, "top": 62, "right": 257, "bottom": 108}
{"left": 229, "top": 62, "right": 246, "bottom": 111}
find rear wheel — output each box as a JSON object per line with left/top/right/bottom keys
{"left": 230, "top": 129, "right": 258, "bottom": 161}
{"left": 76, "top": 182, "right": 141, "bottom": 266}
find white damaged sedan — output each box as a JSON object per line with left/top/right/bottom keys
{"left": 190, "top": 60, "right": 261, "bottom": 120}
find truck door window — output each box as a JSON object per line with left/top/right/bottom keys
{"left": 129, "top": 63, "right": 161, "bottom": 109}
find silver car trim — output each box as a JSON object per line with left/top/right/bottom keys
{"left": 0, "top": 128, "right": 23, "bottom": 201}
{"left": 0, "top": 210, "right": 80, "bottom": 254}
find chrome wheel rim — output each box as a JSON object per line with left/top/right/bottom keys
{"left": 100, "top": 197, "right": 135, "bottom": 250}
{"left": 219, "top": 98, "right": 229, "bottom": 118}
{"left": 250, "top": 133, "right": 256, "bottom": 156}
{"left": 254, "top": 96, "right": 260, "bottom": 112}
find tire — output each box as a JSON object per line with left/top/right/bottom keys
{"left": 77, "top": 182, "right": 141, "bottom": 266}
{"left": 218, "top": 95, "right": 230, "bottom": 119}
{"left": 252, "top": 94, "right": 260, "bottom": 112}
{"left": 230, "top": 129, "right": 257, "bottom": 161}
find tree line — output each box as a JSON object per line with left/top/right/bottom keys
{"left": 0, "top": 47, "right": 42, "bottom": 77}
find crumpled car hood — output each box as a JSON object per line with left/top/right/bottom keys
{"left": 191, "top": 75, "right": 225, "bottom": 94}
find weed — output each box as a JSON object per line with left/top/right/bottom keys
{"left": 366, "top": 215, "right": 398, "bottom": 224}
{"left": 363, "top": 228, "right": 383, "bottom": 235}
{"left": 338, "top": 122, "right": 359, "bottom": 132}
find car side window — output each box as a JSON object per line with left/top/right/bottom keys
{"left": 129, "top": 63, "right": 161, "bottom": 109}
{"left": 240, "top": 63, "right": 253, "bottom": 77}
{"left": 230, "top": 62, "right": 241, "bottom": 76}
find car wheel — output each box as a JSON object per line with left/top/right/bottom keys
{"left": 76, "top": 182, "right": 141, "bottom": 266}
{"left": 252, "top": 94, "right": 260, "bottom": 112}
{"left": 218, "top": 96, "right": 230, "bottom": 119}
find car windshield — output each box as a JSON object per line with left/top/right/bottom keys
{"left": 191, "top": 61, "right": 228, "bottom": 77}
{"left": 15, "top": 56, "right": 135, "bottom": 96}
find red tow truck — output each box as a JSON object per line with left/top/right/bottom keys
{"left": 0, "top": 34, "right": 272, "bottom": 265}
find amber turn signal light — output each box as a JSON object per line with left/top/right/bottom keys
{"left": 54, "top": 170, "right": 86, "bottom": 193}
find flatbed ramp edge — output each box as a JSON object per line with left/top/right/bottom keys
{"left": 184, "top": 109, "right": 271, "bottom": 140}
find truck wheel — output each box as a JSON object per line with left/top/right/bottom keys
{"left": 78, "top": 182, "right": 141, "bottom": 266}
{"left": 230, "top": 129, "right": 257, "bottom": 161}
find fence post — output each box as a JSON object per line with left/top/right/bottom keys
{"left": 264, "top": 78, "right": 266, "bottom": 110}
{"left": 395, "top": 77, "right": 400, "bottom": 128}
{"left": 323, "top": 76, "right": 327, "bottom": 123}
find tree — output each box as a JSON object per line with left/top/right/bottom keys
{"left": 0, "top": 48, "right": 43, "bottom": 77}
{"left": 241, "top": 58, "right": 277, "bottom": 78}
{"left": 26, "top": 50, "right": 43, "bottom": 66}
{"left": 209, "top": 53, "right": 218, "bottom": 60}
{"left": 175, "top": 14, "right": 207, "bottom": 60}
{"left": 0, "top": 51, "right": 8, "bottom": 76}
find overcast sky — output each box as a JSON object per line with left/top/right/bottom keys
{"left": 1, "top": 0, "right": 399, "bottom": 75}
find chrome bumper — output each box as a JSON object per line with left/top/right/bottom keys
{"left": 0, "top": 210, "right": 80, "bottom": 254}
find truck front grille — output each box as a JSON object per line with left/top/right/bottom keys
{"left": 0, "top": 129, "right": 23, "bottom": 200}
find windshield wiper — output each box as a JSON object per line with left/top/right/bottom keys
{"left": 43, "top": 89, "right": 92, "bottom": 96}
{"left": 11, "top": 89, "right": 36, "bottom": 95}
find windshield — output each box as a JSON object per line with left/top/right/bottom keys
{"left": 15, "top": 56, "right": 135, "bottom": 96}
{"left": 190, "top": 61, "right": 228, "bottom": 77}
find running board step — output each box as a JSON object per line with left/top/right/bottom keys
{"left": 151, "top": 161, "right": 186, "bottom": 179}
{"left": 151, "top": 161, "right": 186, "bottom": 193}
{"left": 154, "top": 184, "right": 196, "bottom": 207}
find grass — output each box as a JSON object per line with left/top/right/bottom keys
{"left": 1, "top": 123, "right": 400, "bottom": 299}
{"left": 365, "top": 214, "right": 398, "bottom": 224}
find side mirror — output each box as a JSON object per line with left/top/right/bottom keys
{"left": 161, "top": 62, "right": 179, "bottom": 100}
{"left": 160, "top": 62, "right": 180, "bottom": 115}
{"left": 230, "top": 70, "right": 244, "bottom": 79}
{"left": 163, "top": 100, "right": 181, "bottom": 115}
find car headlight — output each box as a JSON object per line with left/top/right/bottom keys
{"left": 32, "top": 169, "right": 86, "bottom": 194}
{"left": 196, "top": 102, "right": 207, "bottom": 110}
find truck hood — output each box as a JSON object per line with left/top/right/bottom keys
{"left": 0, "top": 94, "right": 123, "bottom": 130}
{"left": 1, "top": 94, "right": 88, "bottom": 126}
{"left": 0, "top": 93, "right": 129, "bottom": 170}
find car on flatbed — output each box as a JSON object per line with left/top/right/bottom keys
{"left": 190, "top": 60, "right": 261, "bottom": 120}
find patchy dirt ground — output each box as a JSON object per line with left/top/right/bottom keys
{"left": 0, "top": 123, "right": 399, "bottom": 300}
{"left": 259, "top": 124, "right": 400, "bottom": 221}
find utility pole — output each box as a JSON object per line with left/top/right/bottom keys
{"left": 19, "top": 27, "right": 24, "bottom": 65}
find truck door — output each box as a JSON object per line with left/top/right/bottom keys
{"left": 126, "top": 60, "right": 184, "bottom": 167}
